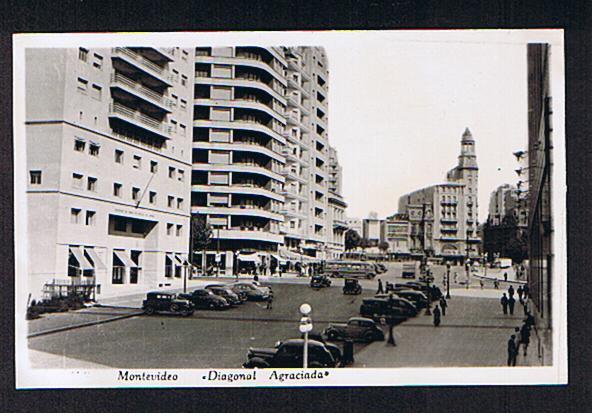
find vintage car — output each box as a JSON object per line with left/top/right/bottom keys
{"left": 391, "top": 289, "right": 429, "bottom": 309}
{"left": 323, "top": 317, "right": 385, "bottom": 343}
{"left": 343, "top": 278, "right": 362, "bottom": 295}
{"left": 402, "top": 263, "right": 417, "bottom": 279}
{"left": 207, "top": 286, "right": 242, "bottom": 306}
{"left": 206, "top": 284, "right": 249, "bottom": 303}
{"left": 310, "top": 275, "right": 332, "bottom": 289}
{"left": 178, "top": 289, "right": 229, "bottom": 310}
{"left": 372, "top": 294, "right": 418, "bottom": 317}
{"left": 360, "top": 297, "right": 416, "bottom": 322}
{"left": 142, "top": 292, "right": 194, "bottom": 317}
{"left": 243, "top": 339, "right": 338, "bottom": 369}
{"left": 231, "top": 282, "right": 271, "bottom": 301}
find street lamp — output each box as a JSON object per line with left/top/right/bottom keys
{"left": 424, "top": 279, "right": 432, "bottom": 316}
{"left": 446, "top": 261, "right": 451, "bottom": 299}
{"left": 299, "top": 303, "right": 313, "bottom": 369}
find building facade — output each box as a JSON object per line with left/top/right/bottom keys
{"left": 384, "top": 213, "right": 411, "bottom": 257}
{"left": 191, "top": 46, "right": 345, "bottom": 272}
{"left": 26, "top": 47, "right": 194, "bottom": 299}
{"left": 397, "top": 129, "right": 481, "bottom": 262}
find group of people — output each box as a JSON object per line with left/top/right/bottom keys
{"left": 507, "top": 311, "right": 536, "bottom": 366}
{"left": 500, "top": 284, "right": 530, "bottom": 315}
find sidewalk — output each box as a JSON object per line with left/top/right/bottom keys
{"left": 352, "top": 294, "right": 543, "bottom": 368}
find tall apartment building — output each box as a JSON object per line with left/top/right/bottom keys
{"left": 191, "top": 46, "right": 345, "bottom": 272}
{"left": 26, "top": 47, "right": 194, "bottom": 299}
{"left": 384, "top": 213, "right": 411, "bottom": 257}
{"left": 398, "top": 129, "right": 481, "bottom": 262}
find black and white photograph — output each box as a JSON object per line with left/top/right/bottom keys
{"left": 13, "top": 29, "right": 566, "bottom": 388}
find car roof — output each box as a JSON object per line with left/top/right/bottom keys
{"left": 282, "top": 339, "right": 324, "bottom": 347}
{"left": 349, "top": 317, "right": 375, "bottom": 323}
{"left": 147, "top": 291, "right": 172, "bottom": 295}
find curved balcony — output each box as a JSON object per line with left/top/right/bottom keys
{"left": 193, "top": 141, "right": 285, "bottom": 163}
{"left": 279, "top": 188, "right": 307, "bottom": 202}
{"left": 108, "top": 103, "right": 172, "bottom": 140}
{"left": 111, "top": 47, "right": 174, "bottom": 87}
{"left": 194, "top": 97, "right": 285, "bottom": 124}
{"left": 215, "top": 228, "right": 284, "bottom": 244}
{"left": 440, "top": 218, "right": 458, "bottom": 223}
{"left": 195, "top": 55, "right": 286, "bottom": 87}
{"left": 198, "top": 206, "right": 283, "bottom": 222}
{"left": 282, "top": 169, "right": 306, "bottom": 184}
{"left": 281, "top": 148, "right": 300, "bottom": 163}
{"left": 192, "top": 185, "right": 284, "bottom": 202}
{"left": 195, "top": 75, "right": 287, "bottom": 105}
{"left": 110, "top": 73, "right": 173, "bottom": 113}
{"left": 193, "top": 162, "right": 285, "bottom": 183}
{"left": 193, "top": 119, "right": 286, "bottom": 146}
{"left": 280, "top": 208, "right": 307, "bottom": 220}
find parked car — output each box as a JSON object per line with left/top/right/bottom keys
{"left": 310, "top": 275, "right": 332, "bottom": 288}
{"left": 207, "top": 286, "right": 242, "bottom": 306}
{"left": 178, "top": 289, "right": 229, "bottom": 310}
{"left": 360, "top": 297, "right": 416, "bottom": 322}
{"left": 396, "top": 282, "right": 442, "bottom": 301}
{"left": 231, "top": 282, "right": 271, "bottom": 301}
{"left": 376, "top": 263, "right": 388, "bottom": 274}
{"left": 391, "top": 289, "right": 429, "bottom": 309}
{"left": 323, "top": 317, "right": 385, "bottom": 343}
{"left": 373, "top": 294, "right": 418, "bottom": 316}
{"left": 402, "top": 263, "right": 417, "bottom": 279}
{"left": 243, "top": 339, "right": 337, "bottom": 368}
{"left": 207, "top": 284, "right": 248, "bottom": 303}
{"left": 142, "top": 292, "right": 194, "bottom": 317}
{"left": 343, "top": 278, "right": 362, "bottom": 295}
{"left": 303, "top": 332, "right": 343, "bottom": 365}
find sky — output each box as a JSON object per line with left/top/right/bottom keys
{"left": 323, "top": 30, "right": 563, "bottom": 222}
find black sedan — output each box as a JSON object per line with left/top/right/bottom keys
{"left": 178, "top": 289, "right": 229, "bottom": 310}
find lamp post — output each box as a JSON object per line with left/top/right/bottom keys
{"left": 299, "top": 303, "right": 313, "bottom": 369}
{"left": 424, "top": 279, "right": 432, "bottom": 315}
{"left": 446, "top": 261, "right": 451, "bottom": 299}
{"left": 215, "top": 227, "right": 220, "bottom": 278}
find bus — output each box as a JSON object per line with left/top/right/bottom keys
{"left": 323, "top": 260, "right": 376, "bottom": 280}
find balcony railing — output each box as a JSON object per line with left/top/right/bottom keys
{"left": 111, "top": 73, "right": 173, "bottom": 110}
{"left": 112, "top": 47, "right": 174, "bottom": 84}
{"left": 109, "top": 102, "right": 172, "bottom": 138}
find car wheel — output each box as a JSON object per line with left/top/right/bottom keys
{"left": 170, "top": 304, "right": 179, "bottom": 313}
{"left": 208, "top": 303, "right": 216, "bottom": 310}
{"left": 144, "top": 307, "right": 155, "bottom": 315}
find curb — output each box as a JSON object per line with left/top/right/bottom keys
{"left": 473, "top": 273, "right": 526, "bottom": 285}
{"left": 28, "top": 310, "right": 144, "bottom": 338}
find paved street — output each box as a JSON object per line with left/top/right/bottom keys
{"left": 28, "top": 262, "right": 537, "bottom": 369}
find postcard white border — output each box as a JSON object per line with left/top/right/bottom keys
{"left": 13, "top": 29, "right": 567, "bottom": 388}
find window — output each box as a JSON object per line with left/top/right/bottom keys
{"left": 92, "top": 53, "right": 103, "bottom": 69}
{"left": 180, "top": 99, "right": 187, "bottom": 110}
{"left": 167, "top": 223, "right": 174, "bottom": 236}
{"left": 72, "top": 173, "right": 83, "bottom": 189}
{"left": 171, "top": 94, "right": 178, "bottom": 108}
{"left": 149, "top": 191, "right": 157, "bottom": 204}
{"left": 168, "top": 195, "right": 174, "bottom": 208}
{"left": 85, "top": 210, "right": 96, "bottom": 226}
{"left": 133, "top": 155, "right": 142, "bottom": 169}
{"left": 150, "top": 160, "right": 158, "bottom": 173}
{"left": 30, "top": 170, "right": 42, "bottom": 185}
{"left": 89, "top": 143, "right": 100, "bottom": 156}
{"left": 180, "top": 124, "right": 186, "bottom": 136}
{"left": 182, "top": 49, "right": 189, "bottom": 61}
{"left": 132, "top": 187, "right": 140, "bottom": 201}
{"left": 77, "top": 77, "right": 88, "bottom": 92}
{"left": 113, "top": 183, "right": 122, "bottom": 197}
{"left": 71, "top": 208, "right": 81, "bottom": 224}
{"left": 78, "top": 48, "right": 88, "bottom": 62}
{"left": 168, "top": 166, "right": 176, "bottom": 179}
{"left": 171, "top": 119, "right": 178, "bottom": 133}
{"left": 115, "top": 149, "right": 124, "bottom": 164}
{"left": 172, "top": 69, "right": 179, "bottom": 82}
{"left": 177, "top": 198, "right": 184, "bottom": 210}
{"left": 74, "top": 139, "right": 86, "bottom": 152}
{"left": 91, "top": 84, "right": 102, "bottom": 100}
{"left": 87, "top": 177, "right": 97, "bottom": 192}
{"left": 178, "top": 169, "right": 184, "bottom": 182}
{"left": 176, "top": 224, "right": 182, "bottom": 237}
{"left": 181, "top": 74, "right": 188, "bottom": 86}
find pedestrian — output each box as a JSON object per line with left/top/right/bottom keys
{"left": 504, "top": 272, "right": 508, "bottom": 281}
{"left": 439, "top": 297, "right": 447, "bottom": 316}
{"left": 479, "top": 279, "right": 484, "bottom": 290}
{"left": 387, "top": 316, "right": 396, "bottom": 346}
{"left": 508, "top": 295, "right": 516, "bottom": 315}
{"left": 525, "top": 312, "right": 535, "bottom": 330}
{"left": 454, "top": 271, "right": 458, "bottom": 284}
{"left": 523, "top": 300, "right": 529, "bottom": 316}
{"left": 266, "top": 294, "right": 273, "bottom": 310}
{"left": 377, "top": 278, "right": 384, "bottom": 294}
{"left": 523, "top": 283, "right": 529, "bottom": 298}
{"left": 508, "top": 285, "right": 515, "bottom": 298}
{"left": 520, "top": 322, "right": 530, "bottom": 356}
{"left": 494, "top": 279, "right": 500, "bottom": 289}
{"left": 517, "top": 285, "right": 524, "bottom": 303}
{"left": 433, "top": 305, "right": 441, "bottom": 327}
{"left": 278, "top": 265, "right": 283, "bottom": 277}
{"left": 507, "top": 334, "right": 518, "bottom": 366}
{"left": 500, "top": 293, "right": 509, "bottom": 314}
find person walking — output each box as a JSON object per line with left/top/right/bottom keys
{"left": 504, "top": 272, "right": 508, "bottom": 282}
{"left": 507, "top": 334, "right": 518, "bottom": 366}
{"left": 525, "top": 312, "right": 535, "bottom": 330}
{"left": 439, "top": 297, "right": 448, "bottom": 316}
{"left": 386, "top": 316, "right": 396, "bottom": 346}
{"left": 454, "top": 271, "right": 458, "bottom": 284}
{"left": 508, "top": 295, "right": 516, "bottom": 315}
{"left": 479, "top": 279, "right": 484, "bottom": 290}
{"left": 520, "top": 322, "right": 530, "bottom": 356}
{"left": 500, "top": 293, "right": 509, "bottom": 314}
{"left": 517, "top": 285, "right": 524, "bottom": 303}
{"left": 508, "top": 285, "right": 515, "bottom": 298}
{"left": 266, "top": 294, "right": 273, "bottom": 310}
{"left": 433, "top": 305, "right": 441, "bottom": 327}
{"left": 494, "top": 279, "right": 500, "bottom": 289}
{"left": 523, "top": 283, "right": 530, "bottom": 298}
{"left": 376, "top": 278, "right": 384, "bottom": 294}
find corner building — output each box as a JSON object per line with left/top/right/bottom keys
{"left": 191, "top": 47, "right": 345, "bottom": 271}
{"left": 26, "top": 47, "right": 195, "bottom": 299}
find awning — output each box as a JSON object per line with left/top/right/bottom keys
{"left": 166, "top": 253, "right": 175, "bottom": 263}
{"left": 113, "top": 250, "right": 137, "bottom": 268}
{"left": 85, "top": 247, "right": 106, "bottom": 270}
{"left": 237, "top": 253, "right": 260, "bottom": 263}
{"left": 271, "top": 254, "right": 287, "bottom": 265}
{"left": 70, "top": 247, "right": 93, "bottom": 270}
{"left": 175, "top": 254, "right": 189, "bottom": 265}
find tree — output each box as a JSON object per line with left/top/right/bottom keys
{"left": 190, "top": 215, "right": 212, "bottom": 270}
{"left": 344, "top": 229, "right": 362, "bottom": 251}
{"left": 378, "top": 241, "right": 390, "bottom": 253}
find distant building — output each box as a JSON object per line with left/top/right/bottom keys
{"left": 384, "top": 213, "right": 411, "bottom": 257}
{"left": 398, "top": 128, "right": 481, "bottom": 262}
{"left": 345, "top": 217, "right": 363, "bottom": 236}
{"left": 362, "top": 217, "right": 384, "bottom": 246}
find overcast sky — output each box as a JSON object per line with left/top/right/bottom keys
{"left": 323, "top": 30, "right": 563, "bottom": 222}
